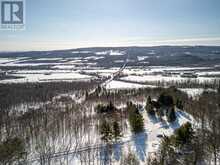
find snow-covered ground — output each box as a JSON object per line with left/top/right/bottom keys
{"left": 1, "top": 56, "right": 219, "bottom": 86}
{"left": 139, "top": 108, "right": 194, "bottom": 155}
{"left": 31, "top": 103, "right": 194, "bottom": 165}
{"left": 15, "top": 70, "right": 73, "bottom": 74}
{"left": 105, "top": 80, "right": 156, "bottom": 89}
{"left": 95, "top": 50, "right": 125, "bottom": 56}
{"left": 137, "top": 56, "right": 149, "bottom": 61}
{"left": 120, "top": 75, "right": 219, "bottom": 83}
{"left": 197, "top": 71, "right": 220, "bottom": 76}
{"left": 0, "top": 57, "right": 29, "bottom": 64}
{"left": 179, "top": 88, "right": 204, "bottom": 97}
{"left": 71, "top": 51, "right": 91, "bottom": 54}
{"left": 104, "top": 80, "right": 213, "bottom": 98}
{"left": 179, "top": 88, "right": 217, "bottom": 97}
{"left": 0, "top": 72, "right": 93, "bottom": 83}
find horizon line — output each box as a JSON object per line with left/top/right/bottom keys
{"left": 1, "top": 44, "right": 220, "bottom": 53}
{"left": 1, "top": 37, "right": 220, "bottom": 52}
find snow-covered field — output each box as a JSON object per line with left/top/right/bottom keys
{"left": 105, "top": 80, "right": 156, "bottom": 89}
{"left": 95, "top": 50, "right": 125, "bottom": 56}
{"left": 1, "top": 57, "right": 220, "bottom": 87}
{"left": 0, "top": 57, "right": 29, "bottom": 64}
{"left": 0, "top": 72, "right": 93, "bottom": 83}
{"left": 120, "top": 75, "right": 219, "bottom": 83}
{"left": 179, "top": 88, "right": 217, "bottom": 97}
{"left": 104, "top": 80, "right": 212, "bottom": 98}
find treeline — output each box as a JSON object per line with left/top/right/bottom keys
{"left": 0, "top": 81, "right": 97, "bottom": 110}
{"left": 146, "top": 93, "right": 177, "bottom": 123}
{"left": 144, "top": 79, "right": 220, "bottom": 89}
{"left": 86, "top": 85, "right": 188, "bottom": 105}
{"left": 183, "top": 90, "right": 220, "bottom": 165}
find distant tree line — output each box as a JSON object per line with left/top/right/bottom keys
{"left": 0, "top": 81, "right": 97, "bottom": 110}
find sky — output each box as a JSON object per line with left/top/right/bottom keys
{"left": 0, "top": 0, "right": 220, "bottom": 51}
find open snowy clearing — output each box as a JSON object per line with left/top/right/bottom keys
{"left": 105, "top": 80, "right": 156, "bottom": 89}
{"left": 95, "top": 50, "right": 125, "bottom": 56}
{"left": 104, "top": 80, "right": 209, "bottom": 97}
{"left": 120, "top": 75, "right": 220, "bottom": 83}
{"left": 0, "top": 72, "right": 94, "bottom": 83}
{"left": 179, "top": 88, "right": 217, "bottom": 97}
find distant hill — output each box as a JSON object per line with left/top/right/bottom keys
{"left": 1, "top": 46, "right": 220, "bottom": 67}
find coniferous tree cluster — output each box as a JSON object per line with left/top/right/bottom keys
{"left": 174, "top": 122, "right": 194, "bottom": 146}
{"left": 121, "top": 152, "right": 140, "bottom": 165}
{"left": 99, "top": 120, "right": 122, "bottom": 143}
{"left": 0, "top": 137, "right": 26, "bottom": 164}
{"left": 145, "top": 92, "right": 177, "bottom": 122}
{"left": 127, "top": 102, "right": 144, "bottom": 134}
{"left": 96, "top": 101, "right": 117, "bottom": 113}
{"left": 158, "top": 93, "right": 177, "bottom": 122}
{"left": 148, "top": 122, "right": 199, "bottom": 165}
{"left": 145, "top": 96, "right": 155, "bottom": 115}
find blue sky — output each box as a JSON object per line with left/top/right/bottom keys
{"left": 1, "top": 0, "right": 220, "bottom": 51}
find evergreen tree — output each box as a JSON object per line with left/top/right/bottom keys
{"left": 121, "top": 152, "right": 140, "bottom": 165}
{"left": 167, "top": 107, "right": 176, "bottom": 122}
{"left": 0, "top": 137, "right": 26, "bottom": 164}
{"left": 147, "top": 96, "right": 152, "bottom": 105}
{"left": 158, "top": 93, "right": 174, "bottom": 107}
{"left": 146, "top": 96, "right": 155, "bottom": 115}
{"left": 112, "top": 121, "right": 121, "bottom": 141}
{"left": 158, "top": 135, "right": 178, "bottom": 165}
{"left": 85, "top": 90, "right": 89, "bottom": 99}
{"left": 128, "top": 105, "right": 144, "bottom": 134}
{"left": 100, "top": 120, "right": 113, "bottom": 143}
{"left": 108, "top": 101, "right": 115, "bottom": 112}
{"left": 176, "top": 98, "right": 183, "bottom": 110}
{"left": 174, "top": 122, "right": 194, "bottom": 146}
{"left": 96, "top": 101, "right": 116, "bottom": 113}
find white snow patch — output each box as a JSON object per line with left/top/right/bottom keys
{"left": 71, "top": 51, "right": 91, "bottom": 54}
{"left": 109, "top": 50, "right": 125, "bottom": 56}
{"left": 148, "top": 50, "right": 156, "bottom": 55}
{"left": 105, "top": 80, "right": 155, "bottom": 89}
{"left": 179, "top": 88, "right": 217, "bottom": 97}
{"left": 52, "top": 65, "right": 76, "bottom": 69}
{"left": 114, "top": 60, "right": 124, "bottom": 63}
{"left": 0, "top": 72, "right": 93, "bottom": 83}
{"left": 179, "top": 88, "right": 204, "bottom": 97}
{"left": 0, "top": 57, "right": 29, "bottom": 64}
{"left": 95, "top": 50, "right": 125, "bottom": 56}
{"left": 95, "top": 51, "right": 108, "bottom": 55}
{"left": 34, "top": 58, "right": 64, "bottom": 61}
{"left": 137, "top": 56, "right": 149, "bottom": 61}
{"left": 121, "top": 75, "right": 220, "bottom": 83}
{"left": 84, "top": 56, "right": 104, "bottom": 60}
